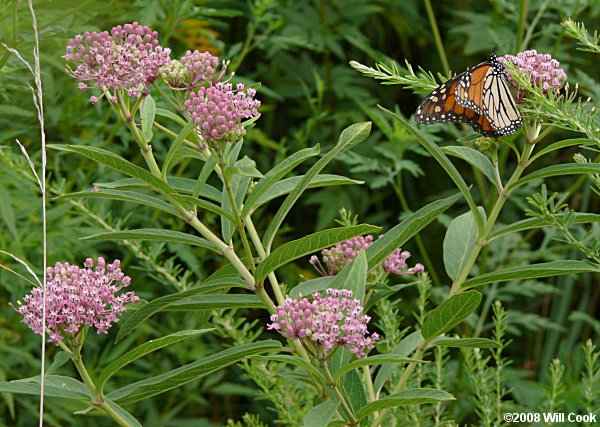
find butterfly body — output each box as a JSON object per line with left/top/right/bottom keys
{"left": 415, "top": 53, "right": 522, "bottom": 138}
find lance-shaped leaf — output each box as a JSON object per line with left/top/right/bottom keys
{"left": 303, "top": 401, "right": 339, "bottom": 427}
{"left": 103, "top": 398, "right": 142, "bottom": 427}
{"left": 461, "top": 261, "right": 600, "bottom": 290}
{"left": 0, "top": 376, "right": 90, "bottom": 400}
{"left": 421, "top": 290, "right": 482, "bottom": 340}
{"left": 255, "top": 224, "right": 380, "bottom": 283}
{"left": 510, "top": 163, "right": 600, "bottom": 190}
{"left": 162, "top": 294, "right": 264, "bottom": 311}
{"left": 98, "top": 329, "right": 213, "bottom": 392}
{"left": 253, "top": 174, "right": 362, "bottom": 209}
{"left": 356, "top": 388, "right": 455, "bottom": 420}
{"left": 107, "top": 340, "right": 282, "bottom": 404}
{"left": 257, "top": 355, "right": 327, "bottom": 384}
{"left": 333, "top": 354, "right": 423, "bottom": 381}
{"left": 55, "top": 145, "right": 188, "bottom": 206}
{"left": 366, "top": 192, "right": 461, "bottom": 269}
{"left": 330, "top": 250, "right": 367, "bottom": 303}
{"left": 529, "top": 138, "right": 594, "bottom": 163}
{"left": 115, "top": 288, "right": 251, "bottom": 342}
{"left": 489, "top": 213, "right": 600, "bottom": 241}
{"left": 162, "top": 120, "right": 196, "bottom": 179}
{"left": 82, "top": 229, "right": 218, "bottom": 252}
{"left": 242, "top": 145, "right": 321, "bottom": 217}
{"left": 263, "top": 122, "right": 372, "bottom": 252}
{"left": 442, "top": 146, "right": 497, "bottom": 186}
{"left": 57, "top": 189, "right": 181, "bottom": 218}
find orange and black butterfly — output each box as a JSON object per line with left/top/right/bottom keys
{"left": 415, "top": 53, "right": 522, "bottom": 138}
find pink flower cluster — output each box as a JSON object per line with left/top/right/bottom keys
{"left": 17, "top": 258, "right": 139, "bottom": 344}
{"left": 184, "top": 82, "right": 260, "bottom": 143}
{"left": 267, "top": 289, "right": 380, "bottom": 357}
{"left": 160, "top": 50, "right": 223, "bottom": 89}
{"left": 65, "top": 22, "right": 171, "bottom": 102}
{"left": 309, "top": 235, "right": 425, "bottom": 276}
{"left": 500, "top": 50, "right": 567, "bottom": 103}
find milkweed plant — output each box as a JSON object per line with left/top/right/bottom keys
{"left": 1, "top": 7, "right": 599, "bottom": 427}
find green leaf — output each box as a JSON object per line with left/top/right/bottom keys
{"left": 193, "top": 154, "right": 217, "bottom": 198}
{"left": 221, "top": 158, "right": 253, "bottom": 243}
{"left": 163, "top": 294, "right": 264, "bottom": 311}
{"left": 257, "top": 355, "right": 327, "bottom": 385}
{"left": 330, "top": 250, "right": 368, "bottom": 303}
{"left": 98, "top": 329, "right": 213, "bottom": 392}
{"left": 381, "top": 106, "right": 483, "bottom": 233}
{"left": 57, "top": 189, "right": 181, "bottom": 218}
{"left": 45, "top": 352, "right": 71, "bottom": 376}
{"left": 178, "top": 194, "right": 235, "bottom": 221}
{"left": 162, "top": 120, "right": 199, "bottom": 179}
{"left": 107, "top": 340, "right": 282, "bottom": 404}
{"left": 461, "top": 261, "right": 600, "bottom": 290}
{"left": 443, "top": 207, "right": 486, "bottom": 280}
{"left": 366, "top": 192, "right": 461, "bottom": 269}
{"left": 263, "top": 122, "right": 372, "bottom": 252}
{"left": 289, "top": 277, "right": 336, "bottom": 299}
{"left": 303, "top": 400, "right": 339, "bottom": 427}
{"left": 356, "top": 388, "right": 455, "bottom": 420}
{"left": 431, "top": 337, "right": 499, "bottom": 348}
{"left": 529, "top": 138, "right": 594, "bottom": 163}
{"left": 155, "top": 107, "right": 187, "bottom": 126}
{"left": 103, "top": 398, "right": 143, "bottom": 427}
{"left": 237, "top": 156, "right": 264, "bottom": 178}
{"left": 255, "top": 224, "right": 380, "bottom": 283}
{"left": 99, "top": 176, "right": 222, "bottom": 201}
{"left": 82, "top": 229, "right": 218, "bottom": 252}
{"left": 252, "top": 174, "right": 362, "bottom": 209}
{"left": 56, "top": 145, "right": 188, "bottom": 207}
{"left": 442, "top": 146, "right": 497, "bottom": 186}
{"left": 421, "top": 290, "right": 482, "bottom": 340}
{"left": 0, "top": 376, "right": 90, "bottom": 400}
{"left": 328, "top": 347, "right": 367, "bottom": 414}
{"left": 374, "top": 330, "right": 423, "bottom": 394}
{"left": 489, "top": 213, "right": 600, "bottom": 241}
{"left": 242, "top": 145, "right": 321, "bottom": 217}
{"left": 116, "top": 278, "right": 246, "bottom": 342}
{"left": 333, "top": 355, "right": 422, "bottom": 381}
{"left": 140, "top": 95, "right": 156, "bottom": 142}
{"left": 510, "top": 163, "right": 600, "bottom": 190}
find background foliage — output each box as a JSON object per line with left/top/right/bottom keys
{"left": 1, "top": 0, "right": 598, "bottom": 425}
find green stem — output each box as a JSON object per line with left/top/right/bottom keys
{"left": 320, "top": 360, "right": 358, "bottom": 425}
{"left": 517, "top": 0, "right": 529, "bottom": 49}
{"left": 152, "top": 81, "right": 184, "bottom": 114}
{"left": 449, "top": 137, "right": 536, "bottom": 296}
{"left": 69, "top": 339, "right": 132, "bottom": 427}
{"left": 372, "top": 342, "right": 428, "bottom": 427}
{"left": 363, "top": 364, "right": 376, "bottom": 402}
{"left": 219, "top": 159, "right": 256, "bottom": 272}
{"left": 154, "top": 121, "right": 203, "bottom": 151}
{"left": 245, "top": 214, "right": 286, "bottom": 306}
{"left": 424, "top": 0, "right": 450, "bottom": 75}
{"left": 116, "top": 92, "right": 161, "bottom": 177}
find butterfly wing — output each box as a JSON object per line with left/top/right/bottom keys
{"left": 415, "top": 78, "right": 479, "bottom": 125}
{"left": 468, "top": 112, "right": 501, "bottom": 138}
{"left": 454, "top": 54, "right": 522, "bottom": 136}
